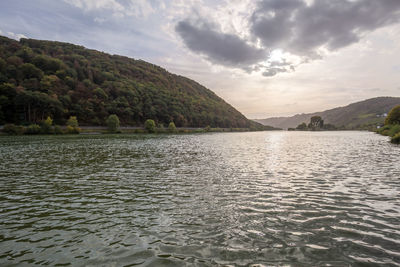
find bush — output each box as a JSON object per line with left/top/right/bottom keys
{"left": 144, "top": 119, "right": 156, "bottom": 133}
{"left": 385, "top": 105, "right": 400, "bottom": 125}
{"left": 26, "top": 124, "right": 41, "bottom": 134}
{"left": 388, "top": 124, "right": 400, "bottom": 137}
{"left": 106, "top": 114, "right": 120, "bottom": 133}
{"left": 67, "top": 116, "right": 79, "bottom": 128}
{"left": 54, "top": 125, "right": 63, "bottom": 134}
{"left": 3, "top": 124, "right": 25, "bottom": 135}
{"left": 377, "top": 125, "right": 391, "bottom": 135}
{"left": 40, "top": 116, "right": 53, "bottom": 134}
{"left": 168, "top": 122, "right": 177, "bottom": 133}
{"left": 391, "top": 132, "right": 400, "bottom": 144}
{"left": 66, "top": 125, "right": 81, "bottom": 134}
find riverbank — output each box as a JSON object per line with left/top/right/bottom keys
{"left": 376, "top": 124, "right": 400, "bottom": 144}
{"left": 0, "top": 124, "right": 281, "bottom": 135}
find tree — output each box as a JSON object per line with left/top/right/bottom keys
{"left": 26, "top": 124, "right": 41, "bottom": 134}
{"left": 40, "top": 116, "right": 53, "bottom": 134}
{"left": 296, "top": 122, "right": 307, "bottom": 130}
{"left": 168, "top": 122, "right": 177, "bottom": 133}
{"left": 385, "top": 105, "right": 400, "bottom": 125}
{"left": 67, "top": 116, "right": 79, "bottom": 127}
{"left": 19, "top": 63, "right": 44, "bottom": 80}
{"left": 66, "top": 116, "right": 80, "bottom": 134}
{"left": 308, "top": 116, "right": 324, "bottom": 130}
{"left": 144, "top": 119, "right": 156, "bottom": 133}
{"left": 106, "top": 114, "right": 120, "bottom": 132}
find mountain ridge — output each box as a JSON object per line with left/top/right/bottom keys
{"left": 0, "top": 35, "right": 267, "bottom": 129}
{"left": 254, "top": 97, "right": 400, "bottom": 130}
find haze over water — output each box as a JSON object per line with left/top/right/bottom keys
{"left": 0, "top": 131, "right": 399, "bottom": 266}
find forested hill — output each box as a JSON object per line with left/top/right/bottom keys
{"left": 0, "top": 35, "right": 262, "bottom": 128}
{"left": 254, "top": 97, "right": 400, "bottom": 130}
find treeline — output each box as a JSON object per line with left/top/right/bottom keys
{"left": 2, "top": 115, "right": 275, "bottom": 135}
{"left": 0, "top": 36, "right": 265, "bottom": 129}
{"left": 288, "top": 116, "right": 337, "bottom": 131}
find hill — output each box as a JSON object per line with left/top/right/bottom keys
{"left": 0, "top": 35, "right": 266, "bottom": 129}
{"left": 254, "top": 97, "right": 400, "bottom": 130}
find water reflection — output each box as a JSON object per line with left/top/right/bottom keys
{"left": 0, "top": 131, "right": 399, "bottom": 266}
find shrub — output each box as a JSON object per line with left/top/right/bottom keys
{"left": 67, "top": 116, "right": 79, "bottom": 128}
{"left": 144, "top": 119, "right": 156, "bottom": 133}
{"left": 388, "top": 124, "right": 400, "bottom": 137}
{"left": 106, "top": 114, "right": 120, "bottom": 133}
{"left": 385, "top": 105, "right": 400, "bottom": 125}
{"left": 40, "top": 116, "right": 53, "bottom": 134}
{"left": 377, "top": 125, "right": 391, "bottom": 135}
{"left": 66, "top": 116, "right": 80, "bottom": 134}
{"left": 66, "top": 125, "right": 81, "bottom": 134}
{"left": 54, "top": 125, "right": 63, "bottom": 134}
{"left": 3, "top": 124, "right": 25, "bottom": 135}
{"left": 26, "top": 124, "right": 41, "bottom": 134}
{"left": 168, "top": 122, "right": 177, "bottom": 133}
{"left": 391, "top": 132, "right": 400, "bottom": 144}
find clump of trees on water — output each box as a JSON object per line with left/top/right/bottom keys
{"left": 288, "top": 116, "right": 337, "bottom": 131}
{"left": 377, "top": 105, "right": 400, "bottom": 144}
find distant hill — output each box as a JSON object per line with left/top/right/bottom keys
{"left": 0, "top": 35, "right": 266, "bottom": 129}
{"left": 254, "top": 97, "right": 400, "bottom": 130}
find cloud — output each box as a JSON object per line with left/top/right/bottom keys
{"left": 6, "top": 31, "right": 27, "bottom": 40}
{"left": 256, "top": 0, "right": 400, "bottom": 56}
{"left": 63, "top": 0, "right": 156, "bottom": 18}
{"left": 176, "top": 0, "right": 400, "bottom": 76}
{"left": 175, "top": 19, "right": 267, "bottom": 69}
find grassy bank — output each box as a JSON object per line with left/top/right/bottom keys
{"left": 1, "top": 124, "right": 279, "bottom": 136}
{"left": 376, "top": 124, "right": 400, "bottom": 144}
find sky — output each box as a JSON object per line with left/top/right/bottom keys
{"left": 1, "top": 0, "right": 400, "bottom": 118}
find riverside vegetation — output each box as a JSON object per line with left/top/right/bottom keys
{"left": 288, "top": 116, "right": 337, "bottom": 131}
{"left": 1, "top": 114, "right": 270, "bottom": 135}
{"left": 0, "top": 35, "right": 273, "bottom": 131}
{"left": 376, "top": 105, "right": 400, "bottom": 144}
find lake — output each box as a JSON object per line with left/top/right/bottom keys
{"left": 0, "top": 131, "right": 399, "bottom": 266}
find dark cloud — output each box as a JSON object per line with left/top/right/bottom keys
{"left": 250, "top": 0, "right": 304, "bottom": 48}
{"left": 175, "top": 19, "right": 267, "bottom": 68}
{"left": 252, "top": 0, "right": 400, "bottom": 56}
{"left": 262, "top": 67, "right": 287, "bottom": 77}
{"left": 176, "top": 0, "right": 400, "bottom": 76}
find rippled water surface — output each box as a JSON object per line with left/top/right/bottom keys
{"left": 0, "top": 131, "right": 399, "bottom": 266}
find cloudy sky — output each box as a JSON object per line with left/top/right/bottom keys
{"left": 1, "top": 0, "right": 400, "bottom": 118}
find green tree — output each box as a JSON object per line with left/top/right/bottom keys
{"left": 385, "top": 105, "right": 400, "bottom": 125}
{"left": 106, "top": 114, "right": 120, "bottom": 132}
{"left": 296, "top": 122, "right": 308, "bottom": 130}
{"left": 67, "top": 116, "right": 79, "bottom": 127}
{"left": 391, "top": 132, "right": 400, "bottom": 144}
{"left": 66, "top": 116, "right": 80, "bottom": 134}
{"left": 144, "top": 119, "right": 156, "bottom": 133}
{"left": 40, "top": 116, "right": 53, "bottom": 134}
{"left": 19, "top": 63, "right": 44, "bottom": 79}
{"left": 168, "top": 122, "right": 177, "bottom": 133}
{"left": 26, "top": 124, "right": 41, "bottom": 134}
{"left": 308, "top": 116, "right": 324, "bottom": 130}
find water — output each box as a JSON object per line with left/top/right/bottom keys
{"left": 0, "top": 131, "right": 399, "bottom": 266}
